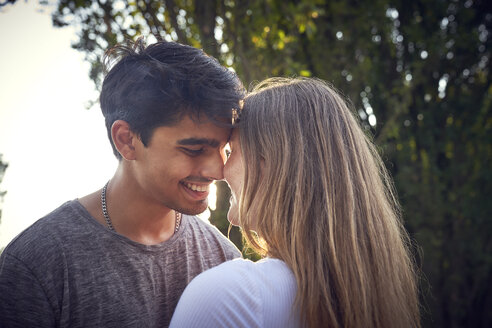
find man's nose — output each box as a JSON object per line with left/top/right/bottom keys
{"left": 199, "top": 150, "right": 226, "bottom": 181}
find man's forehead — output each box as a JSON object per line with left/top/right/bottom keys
{"left": 186, "top": 112, "right": 233, "bottom": 126}
{"left": 161, "top": 114, "right": 232, "bottom": 144}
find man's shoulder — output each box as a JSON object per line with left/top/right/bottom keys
{"left": 184, "top": 215, "right": 227, "bottom": 239}
{"left": 182, "top": 215, "right": 241, "bottom": 259}
{"left": 2, "top": 200, "right": 93, "bottom": 260}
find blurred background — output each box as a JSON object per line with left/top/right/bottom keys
{"left": 0, "top": 0, "right": 490, "bottom": 327}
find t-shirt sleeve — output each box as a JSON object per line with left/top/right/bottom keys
{"left": 169, "top": 260, "right": 262, "bottom": 328}
{"left": 199, "top": 218, "right": 242, "bottom": 260}
{"left": 0, "top": 252, "right": 56, "bottom": 327}
{"left": 225, "top": 241, "right": 242, "bottom": 260}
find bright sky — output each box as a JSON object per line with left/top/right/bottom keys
{"left": 0, "top": 2, "right": 118, "bottom": 248}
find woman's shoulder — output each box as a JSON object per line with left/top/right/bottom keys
{"left": 184, "top": 257, "right": 297, "bottom": 311}
{"left": 255, "top": 257, "right": 293, "bottom": 273}
{"left": 193, "top": 257, "right": 293, "bottom": 285}
{"left": 170, "top": 257, "right": 300, "bottom": 328}
{"left": 190, "top": 257, "right": 257, "bottom": 287}
{"left": 251, "top": 258, "right": 297, "bottom": 286}
{"left": 170, "top": 258, "right": 264, "bottom": 327}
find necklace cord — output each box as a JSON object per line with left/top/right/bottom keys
{"left": 101, "top": 181, "right": 181, "bottom": 233}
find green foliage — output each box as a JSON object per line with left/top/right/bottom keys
{"left": 28, "top": 0, "right": 491, "bottom": 326}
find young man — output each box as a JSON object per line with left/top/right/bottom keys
{"left": 0, "top": 39, "right": 244, "bottom": 327}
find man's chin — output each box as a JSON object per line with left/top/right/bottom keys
{"left": 175, "top": 200, "right": 208, "bottom": 216}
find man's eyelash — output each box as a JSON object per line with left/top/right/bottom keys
{"left": 182, "top": 148, "right": 204, "bottom": 155}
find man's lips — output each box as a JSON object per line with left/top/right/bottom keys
{"left": 181, "top": 181, "right": 210, "bottom": 200}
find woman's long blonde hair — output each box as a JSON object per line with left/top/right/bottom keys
{"left": 237, "top": 77, "right": 420, "bottom": 327}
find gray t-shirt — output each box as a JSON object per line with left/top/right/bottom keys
{"left": 0, "top": 200, "right": 241, "bottom": 327}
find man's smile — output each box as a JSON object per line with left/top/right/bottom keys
{"left": 182, "top": 182, "right": 209, "bottom": 192}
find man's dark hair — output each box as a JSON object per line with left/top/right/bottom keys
{"left": 100, "top": 37, "right": 245, "bottom": 159}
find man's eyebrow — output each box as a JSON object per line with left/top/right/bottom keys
{"left": 177, "top": 138, "right": 220, "bottom": 147}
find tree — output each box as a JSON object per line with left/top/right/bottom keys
{"left": 6, "top": 0, "right": 491, "bottom": 326}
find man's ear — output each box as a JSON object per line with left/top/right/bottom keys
{"left": 112, "top": 120, "right": 137, "bottom": 160}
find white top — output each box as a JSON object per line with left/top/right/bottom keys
{"left": 169, "top": 257, "right": 303, "bottom": 327}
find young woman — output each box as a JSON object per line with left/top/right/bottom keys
{"left": 170, "top": 77, "right": 420, "bottom": 328}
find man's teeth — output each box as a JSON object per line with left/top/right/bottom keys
{"left": 184, "top": 183, "right": 208, "bottom": 192}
